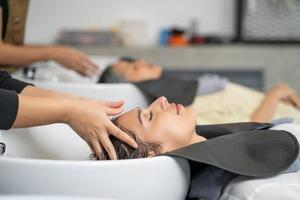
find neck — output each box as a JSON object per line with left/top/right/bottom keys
{"left": 188, "top": 130, "right": 207, "bottom": 145}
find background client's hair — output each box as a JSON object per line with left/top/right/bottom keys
{"left": 98, "top": 56, "right": 137, "bottom": 83}
{"left": 98, "top": 65, "right": 126, "bottom": 83}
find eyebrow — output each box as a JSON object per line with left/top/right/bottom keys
{"left": 137, "top": 108, "right": 143, "bottom": 126}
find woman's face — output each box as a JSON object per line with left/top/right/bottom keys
{"left": 112, "top": 59, "right": 162, "bottom": 82}
{"left": 116, "top": 97, "right": 197, "bottom": 153}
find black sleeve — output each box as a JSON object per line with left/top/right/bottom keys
{"left": 0, "top": 70, "right": 32, "bottom": 93}
{"left": 0, "top": 88, "right": 19, "bottom": 130}
{"left": 0, "top": 70, "right": 33, "bottom": 130}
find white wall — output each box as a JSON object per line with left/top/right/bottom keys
{"left": 25, "top": 0, "right": 235, "bottom": 45}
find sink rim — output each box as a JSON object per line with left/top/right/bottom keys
{"left": 0, "top": 155, "right": 187, "bottom": 166}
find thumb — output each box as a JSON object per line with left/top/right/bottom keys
{"left": 100, "top": 100, "right": 125, "bottom": 108}
{"left": 105, "top": 106, "right": 124, "bottom": 116}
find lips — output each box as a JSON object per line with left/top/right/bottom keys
{"left": 168, "top": 102, "right": 183, "bottom": 115}
{"left": 176, "top": 104, "right": 183, "bottom": 115}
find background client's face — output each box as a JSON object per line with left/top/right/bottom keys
{"left": 117, "top": 97, "right": 196, "bottom": 153}
{"left": 112, "top": 59, "right": 162, "bottom": 82}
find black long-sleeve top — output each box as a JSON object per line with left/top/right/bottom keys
{"left": 0, "top": 0, "right": 8, "bottom": 39}
{"left": 0, "top": 70, "right": 31, "bottom": 129}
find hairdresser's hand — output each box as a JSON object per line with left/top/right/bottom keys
{"left": 66, "top": 99, "right": 138, "bottom": 160}
{"left": 50, "top": 46, "right": 100, "bottom": 77}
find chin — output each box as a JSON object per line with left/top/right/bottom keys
{"left": 183, "top": 107, "right": 197, "bottom": 126}
{"left": 185, "top": 106, "right": 196, "bottom": 117}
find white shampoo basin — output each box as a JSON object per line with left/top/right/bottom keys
{"left": 0, "top": 124, "right": 190, "bottom": 200}
{"left": 28, "top": 81, "right": 148, "bottom": 111}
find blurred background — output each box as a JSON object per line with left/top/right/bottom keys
{"left": 25, "top": 0, "right": 300, "bottom": 92}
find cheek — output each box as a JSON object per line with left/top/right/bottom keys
{"left": 137, "top": 68, "right": 148, "bottom": 76}
{"left": 149, "top": 114, "right": 190, "bottom": 148}
{"left": 138, "top": 67, "right": 152, "bottom": 75}
{"left": 125, "top": 69, "right": 136, "bottom": 78}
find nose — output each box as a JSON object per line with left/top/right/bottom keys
{"left": 149, "top": 96, "right": 169, "bottom": 112}
{"left": 158, "top": 96, "right": 169, "bottom": 109}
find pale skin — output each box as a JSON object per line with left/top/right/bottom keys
{"left": 251, "top": 84, "right": 300, "bottom": 122}
{"left": 112, "top": 59, "right": 162, "bottom": 82}
{"left": 116, "top": 96, "right": 206, "bottom": 154}
{"left": 12, "top": 85, "right": 138, "bottom": 160}
{"left": 0, "top": 7, "right": 99, "bottom": 77}
{"left": 111, "top": 59, "right": 300, "bottom": 123}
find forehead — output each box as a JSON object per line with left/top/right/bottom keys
{"left": 117, "top": 108, "right": 159, "bottom": 142}
{"left": 113, "top": 61, "right": 133, "bottom": 69}
{"left": 115, "top": 60, "right": 132, "bottom": 65}
{"left": 117, "top": 108, "right": 142, "bottom": 132}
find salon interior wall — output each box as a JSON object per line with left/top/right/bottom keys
{"left": 25, "top": 0, "right": 235, "bottom": 44}
{"left": 25, "top": 0, "right": 300, "bottom": 93}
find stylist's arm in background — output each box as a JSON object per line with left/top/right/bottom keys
{"left": 0, "top": 3, "right": 99, "bottom": 76}
{"left": 0, "top": 42, "right": 100, "bottom": 77}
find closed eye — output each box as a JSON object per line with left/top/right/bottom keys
{"left": 149, "top": 111, "right": 153, "bottom": 121}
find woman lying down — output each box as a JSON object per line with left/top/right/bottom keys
{"left": 98, "top": 57, "right": 300, "bottom": 124}
{"left": 91, "top": 96, "right": 300, "bottom": 200}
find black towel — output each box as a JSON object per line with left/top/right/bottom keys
{"left": 135, "top": 75, "right": 198, "bottom": 106}
{"left": 164, "top": 124, "right": 299, "bottom": 200}
{"left": 166, "top": 129, "right": 299, "bottom": 177}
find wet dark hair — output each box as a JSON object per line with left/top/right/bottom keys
{"left": 97, "top": 56, "right": 137, "bottom": 83}
{"left": 98, "top": 65, "right": 126, "bottom": 83}
{"left": 99, "top": 119, "right": 162, "bottom": 160}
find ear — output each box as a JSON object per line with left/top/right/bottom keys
{"left": 147, "top": 146, "right": 166, "bottom": 157}
{"left": 147, "top": 151, "right": 157, "bottom": 157}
